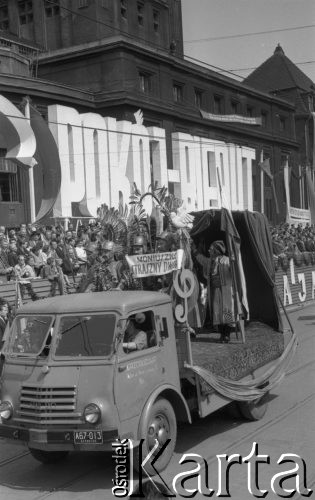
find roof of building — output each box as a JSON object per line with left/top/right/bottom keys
{"left": 244, "top": 44, "right": 315, "bottom": 94}
{"left": 17, "top": 291, "right": 171, "bottom": 315}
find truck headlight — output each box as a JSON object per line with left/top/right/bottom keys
{"left": 83, "top": 403, "right": 101, "bottom": 424}
{"left": 0, "top": 401, "right": 13, "bottom": 420}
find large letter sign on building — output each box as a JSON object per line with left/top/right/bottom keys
{"left": 47, "top": 104, "right": 255, "bottom": 217}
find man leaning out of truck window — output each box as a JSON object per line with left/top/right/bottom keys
{"left": 122, "top": 313, "right": 148, "bottom": 352}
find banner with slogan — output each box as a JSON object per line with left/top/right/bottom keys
{"left": 125, "top": 250, "right": 184, "bottom": 278}
{"left": 200, "top": 109, "right": 262, "bottom": 126}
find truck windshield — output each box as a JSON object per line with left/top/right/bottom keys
{"left": 54, "top": 314, "right": 116, "bottom": 357}
{"left": 10, "top": 315, "right": 53, "bottom": 356}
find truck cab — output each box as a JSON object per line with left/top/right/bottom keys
{"left": 0, "top": 291, "right": 190, "bottom": 468}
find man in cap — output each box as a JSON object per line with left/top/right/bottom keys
{"left": 122, "top": 313, "right": 148, "bottom": 352}
{"left": 131, "top": 234, "right": 146, "bottom": 255}
{"left": 118, "top": 234, "right": 150, "bottom": 291}
{"left": 90, "top": 240, "right": 122, "bottom": 291}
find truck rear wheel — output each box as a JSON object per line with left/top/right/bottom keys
{"left": 135, "top": 398, "right": 177, "bottom": 475}
{"left": 28, "top": 448, "right": 69, "bottom": 464}
{"left": 238, "top": 393, "right": 269, "bottom": 421}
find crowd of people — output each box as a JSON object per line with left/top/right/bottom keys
{"left": 0, "top": 221, "right": 91, "bottom": 293}
{"left": 271, "top": 222, "right": 315, "bottom": 255}
{"left": 0, "top": 218, "right": 177, "bottom": 316}
{"left": 271, "top": 222, "right": 315, "bottom": 269}
{"left": 0, "top": 214, "right": 237, "bottom": 343}
{"left": 2, "top": 215, "right": 315, "bottom": 346}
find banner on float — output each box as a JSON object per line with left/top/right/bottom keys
{"left": 200, "top": 109, "right": 262, "bottom": 126}
{"left": 126, "top": 250, "right": 184, "bottom": 278}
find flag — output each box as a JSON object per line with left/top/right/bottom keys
{"left": 259, "top": 158, "right": 273, "bottom": 179}
{"left": 258, "top": 158, "right": 279, "bottom": 215}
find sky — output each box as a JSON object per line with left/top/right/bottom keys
{"left": 181, "top": 0, "right": 315, "bottom": 83}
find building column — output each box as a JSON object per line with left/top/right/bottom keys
{"left": 260, "top": 150, "right": 264, "bottom": 214}
{"left": 32, "top": 0, "right": 46, "bottom": 47}
{"left": 8, "top": 1, "right": 19, "bottom": 36}
{"left": 60, "top": 0, "right": 73, "bottom": 47}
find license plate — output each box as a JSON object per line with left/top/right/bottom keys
{"left": 74, "top": 430, "right": 103, "bottom": 444}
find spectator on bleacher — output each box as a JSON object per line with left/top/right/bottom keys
{"left": 75, "top": 239, "right": 88, "bottom": 272}
{"left": 30, "top": 231, "right": 41, "bottom": 245}
{"left": 305, "top": 236, "right": 315, "bottom": 252}
{"left": 42, "top": 229, "right": 53, "bottom": 245}
{"left": 43, "top": 257, "right": 66, "bottom": 296}
{"left": 0, "top": 242, "right": 13, "bottom": 283}
{"left": 31, "top": 243, "right": 48, "bottom": 277}
{"left": 296, "top": 236, "right": 306, "bottom": 252}
{"left": 272, "top": 235, "right": 285, "bottom": 256}
{"left": 8, "top": 229, "right": 16, "bottom": 240}
{"left": 47, "top": 240, "right": 63, "bottom": 260}
{"left": 64, "top": 230, "right": 73, "bottom": 243}
{"left": 26, "top": 223, "right": 34, "bottom": 237}
{"left": 14, "top": 255, "right": 36, "bottom": 280}
{"left": 14, "top": 255, "right": 39, "bottom": 301}
{"left": 7, "top": 242, "right": 19, "bottom": 267}
{"left": 0, "top": 298, "right": 9, "bottom": 345}
{"left": 17, "top": 238, "right": 31, "bottom": 258}
{"left": 18, "top": 225, "right": 28, "bottom": 239}
{"left": 63, "top": 246, "right": 80, "bottom": 276}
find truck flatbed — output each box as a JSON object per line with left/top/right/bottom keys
{"left": 177, "top": 322, "right": 284, "bottom": 382}
{"left": 191, "top": 322, "right": 284, "bottom": 380}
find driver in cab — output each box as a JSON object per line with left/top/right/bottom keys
{"left": 123, "top": 313, "right": 147, "bottom": 352}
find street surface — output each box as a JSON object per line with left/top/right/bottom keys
{"left": 0, "top": 304, "right": 314, "bottom": 499}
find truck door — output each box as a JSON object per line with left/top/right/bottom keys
{"left": 114, "top": 309, "right": 164, "bottom": 422}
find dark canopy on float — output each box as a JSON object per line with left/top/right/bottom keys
{"left": 190, "top": 209, "right": 282, "bottom": 332}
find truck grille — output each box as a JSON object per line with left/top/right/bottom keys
{"left": 16, "top": 385, "right": 82, "bottom": 425}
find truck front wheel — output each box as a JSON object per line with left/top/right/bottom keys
{"left": 28, "top": 448, "right": 69, "bottom": 464}
{"left": 238, "top": 393, "right": 269, "bottom": 421}
{"left": 135, "top": 398, "right": 177, "bottom": 475}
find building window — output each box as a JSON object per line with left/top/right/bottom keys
{"left": 45, "top": 0, "right": 60, "bottom": 17}
{"left": 78, "top": 0, "right": 88, "bottom": 8}
{"left": 308, "top": 94, "right": 314, "bottom": 111}
{"left": 214, "top": 95, "right": 223, "bottom": 114}
{"left": 18, "top": 0, "right": 33, "bottom": 25}
{"left": 0, "top": 159, "right": 21, "bottom": 203}
{"left": 153, "top": 9, "right": 160, "bottom": 33}
{"left": 137, "top": 2, "right": 144, "bottom": 26}
{"left": 194, "top": 89, "right": 202, "bottom": 108}
{"left": 279, "top": 116, "right": 286, "bottom": 132}
{"left": 261, "top": 111, "right": 268, "bottom": 128}
{"left": 173, "top": 83, "right": 183, "bottom": 103}
{"left": 0, "top": 1, "right": 9, "bottom": 30}
{"left": 120, "top": 0, "right": 127, "bottom": 19}
{"left": 231, "top": 101, "right": 239, "bottom": 114}
{"left": 139, "top": 72, "right": 151, "bottom": 94}
{"left": 246, "top": 106, "right": 253, "bottom": 117}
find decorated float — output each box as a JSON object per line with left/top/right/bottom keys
{"left": 0, "top": 185, "right": 297, "bottom": 473}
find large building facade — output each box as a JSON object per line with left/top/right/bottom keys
{"left": 0, "top": 0, "right": 314, "bottom": 226}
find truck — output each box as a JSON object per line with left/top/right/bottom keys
{"left": 0, "top": 209, "right": 296, "bottom": 473}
